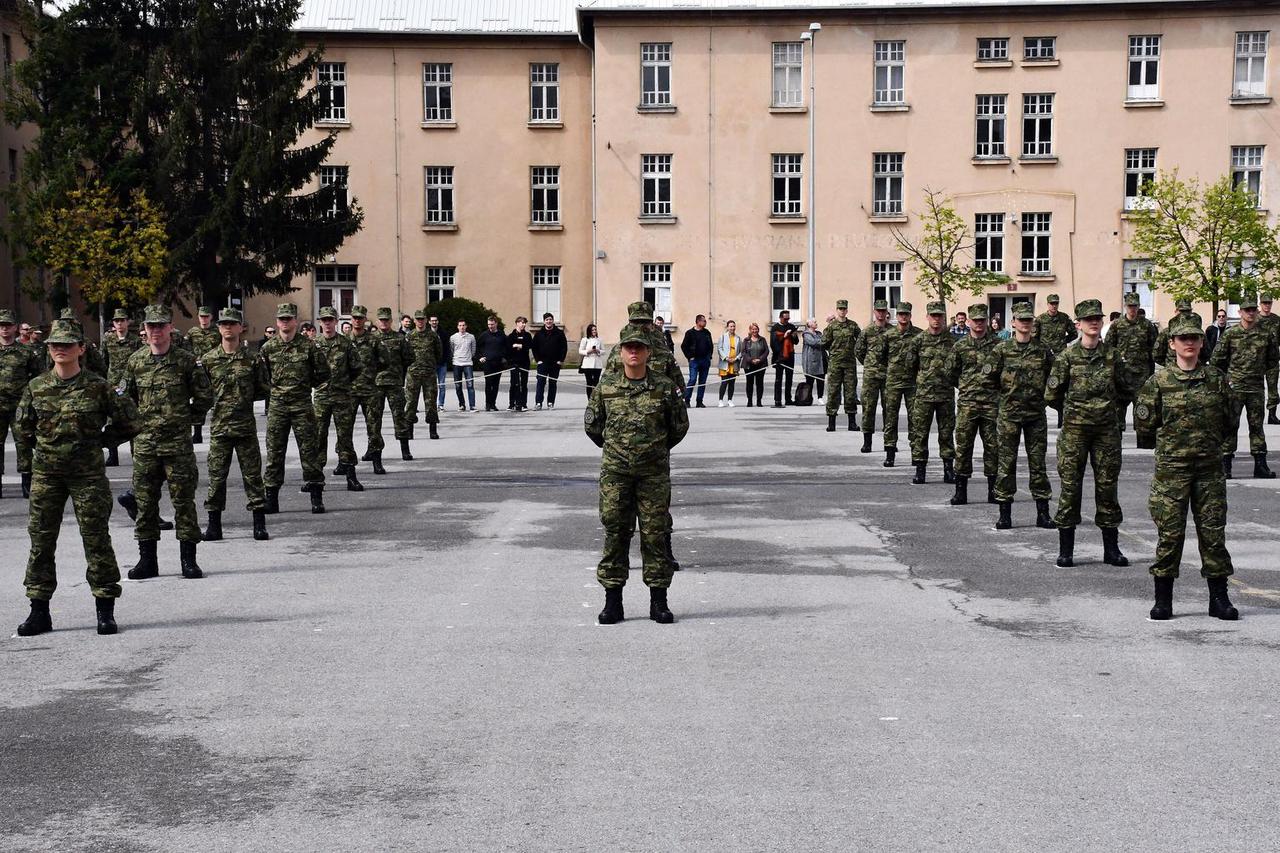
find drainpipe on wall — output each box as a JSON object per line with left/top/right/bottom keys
{"left": 391, "top": 46, "right": 404, "bottom": 315}
{"left": 577, "top": 24, "right": 598, "bottom": 325}
{"left": 707, "top": 22, "right": 715, "bottom": 322}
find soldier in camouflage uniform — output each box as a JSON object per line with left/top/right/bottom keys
{"left": 14, "top": 319, "right": 139, "bottom": 637}
{"left": 1034, "top": 294, "right": 1077, "bottom": 427}
{"left": 347, "top": 305, "right": 391, "bottom": 475}
{"left": 374, "top": 306, "right": 414, "bottom": 461}
{"left": 878, "top": 303, "right": 920, "bottom": 468}
{"left": 1257, "top": 293, "right": 1280, "bottom": 424}
{"left": 991, "top": 302, "right": 1055, "bottom": 530}
{"left": 1135, "top": 315, "right": 1239, "bottom": 621}
{"left": 186, "top": 307, "right": 220, "bottom": 445}
{"left": 1046, "top": 299, "right": 1138, "bottom": 568}
{"left": 904, "top": 301, "right": 955, "bottom": 485}
{"left": 1104, "top": 292, "right": 1158, "bottom": 431}
{"left": 260, "top": 302, "right": 330, "bottom": 514}
{"left": 1152, "top": 298, "right": 1203, "bottom": 368}
{"left": 200, "top": 308, "right": 270, "bottom": 543}
{"left": 946, "top": 304, "right": 1000, "bottom": 505}
{"left": 102, "top": 308, "right": 143, "bottom": 467}
{"left": 1210, "top": 296, "right": 1279, "bottom": 479}
{"left": 314, "top": 306, "right": 365, "bottom": 492}
{"left": 405, "top": 309, "right": 443, "bottom": 441}
{"left": 119, "top": 305, "right": 213, "bottom": 580}
{"left": 585, "top": 327, "right": 689, "bottom": 625}
{"left": 0, "top": 308, "right": 44, "bottom": 499}
{"left": 821, "top": 299, "right": 860, "bottom": 432}
{"left": 855, "top": 299, "right": 891, "bottom": 453}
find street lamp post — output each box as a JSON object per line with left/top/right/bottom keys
{"left": 801, "top": 23, "right": 821, "bottom": 320}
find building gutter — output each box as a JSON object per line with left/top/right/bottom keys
{"left": 577, "top": 21, "right": 598, "bottom": 324}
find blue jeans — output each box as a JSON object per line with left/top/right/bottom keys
{"left": 685, "top": 358, "right": 711, "bottom": 404}
{"left": 452, "top": 366, "right": 475, "bottom": 409}
{"left": 436, "top": 364, "right": 448, "bottom": 406}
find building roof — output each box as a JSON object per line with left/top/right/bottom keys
{"left": 295, "top": 0, "right": 580, "bottom": 35}
{"left": 578, "top": 0, "right": 1212, "bottom": 9}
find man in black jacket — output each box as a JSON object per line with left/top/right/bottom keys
{"left": 476, "top": 317, "right": 507, "bottom": 411}
{"left": 506, "top": 316, "right": 534, "bottom": 411}
{"left": 532, "top": 313, "right": 568, "bottom": 410}
{"left": 680, "top": 314, "right": 715, "bottom": 407}
{"left": 770, "top": 310, "right": 800, "bottom": 407}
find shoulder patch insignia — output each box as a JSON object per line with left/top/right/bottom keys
{"left": 584, "top": 408, "right": 595, "bottom": 426}
{"left": 1134, "top": 403, "right": 1149, "bottom": 420}
{"left": 1046, "top": 376, "right": 1059, "bottom": 388}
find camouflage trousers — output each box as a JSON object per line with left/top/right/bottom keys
{"left": 1148, "top": 459, "right": 1233, "bottom": 579}
{"left": 881, "top": 385, "right": 914, "bottom": 450}
{"left": 25, "top": 467, "right": 121, "bottom": 600}
{"left": 1054, "top": 422, "right": 1122, "bottom": 529}
{"left": 264, "top": 403, "right": 325, "bottom": 490}
{"left": 133, "top": 448, "right": 201, "bottom": 542}
{"left": 994, "top": 413, "right": 1051, "bottom": 503}
{"left": 1223, "top": 389, "right": 1267, "bottom": 455}
{"left": 0, "top": 406, "right": 32, "bottom": 475}
{"left": 405, "top": 372, "right": 440, "bottom": 425}
{"left": 377, "top": 385, "right": 410, "bottom": 441}
{"left": 315, "top": 395, "right": 358, "bottom": 468}
{"left": 205, "top": 432, "right": 265, "bottom": 512}
{"left": 825, "top": 360, "right": 858, "bottom": 417}
{"left": 954, "top": 405, "right": 998, "bottom": 479}
{"left": 1268, "top": 365, "right": 1278, "bottom": 411}
{"left": 597, "top": 468, "right": 673, "bottom": 590}
{"left": 861, "top": 375, "right": 886, "bottom": 433}
{"left": 908, "top": 398, "right": 955, "bottom": 463}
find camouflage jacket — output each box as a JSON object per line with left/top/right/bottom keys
{"left": 119, "top": 345, "right": 212, "bottom": 455}
{"left": 855, "top": 323, "right": 892, "bottom": 380}
{"left": 1034, "top": 311, "right": 1077, "bottom": 354}
{"left": 947, "top": 332, "right": 1001, "bottom": 410}
{"left": 606, "top": 324, "right": 686, "bottom": 391}
{"left": 820, "top": 318, "right": 861, "bottom": 365}
{"left": 348, "top": 328, "right": 387, "bottom": 396}
{"left": 1104, "top": 315, "right": 1157, "bottom": 384}
{"left": 992, "top": 337, "right": 1054, "bottom": 421}
{"left": 186, "top": 326, "right": 220, "bottom": 358}
{"left": 0, "top": 340, "right": 44, "bottom": 409}
{"left": 585, "top": 369, "right": 689, "bottom": 475}
{"left": 406, "top": 328, "right": 444, "bottom": 375}
{"left": 260, "top": 334, "right": 330, "bottom": 408}
{"left": 171, "top": 329, "right": 191, "bottom": 352}
{"left": 1256, "top": 311, "right": 1280, "bottom": 345}
{"left": 202, "top": 346, "right": 269, "bottom": 437}
{"left": 314, "top": 333, "right": 362, "bottom": 401}
{"left": 906, "top": 330, "right": 955, "bottom": 402}
{"left": 1134, "top": 364, "right": 1231, "bottom": 460}
{"left": 1210, "top": 322, "right": 1279, "bottom": 392}
{"left": 15, "top": 369, "right": 139, "bottom": 474}
{"left": 103, "top": 333, "right": 144, "bottom": 386}
{"left": 1047, "top": 340, "right": 1137, "bottom": 427}
{"left": 373, "top": 328, "right": 411, "bottom": 387}
{"left": 1153, "top": 312, "right": 1204, "bottom": 366}
{"left": 881, "top": 325, "right": 921, "bottom": 390}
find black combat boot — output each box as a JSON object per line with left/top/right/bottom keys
{"left": 117, "top": 490, "right": 138, "bottom": 520}
{"left": 264, "top": 487, "right": 280, "bottom": 515}
{"left": 986, "top": 475, "right": 998, "bottom": 504}
{"left": 400, "top": 438, "right": 414, "bottom": 461}
{"left": 105, "top": 446, "right": 119, "bottom": 467}
{"left": 252, "top": 510, "right": 269, "bottom": 541}
{"left": 1101, "top": 527, "right": 1129, "bottom": 566}
{"left": 309, "top": 485, "right": 326, "bottom": 514}
{"left": 1207, "top": 577, "right": 1239, "bottom": 620}
{"left": 361, "top": 449, "right": 374, "bottom": 461}
{"left": 860, "top": 432, "right": 873, "bottom": 454}
{"left": 371, "top": 452, "right": 387, "bottom": 475}
{"left": 21, "top": 472, "right": 32, "bottom": 499}
{"left": 826, "top": 415, "right": 836, "bottom": 432}
{"left": 429, "top": 422, "right": 440, "bottom": 440}
{"left": 332, "top": 461, "right": 349, "bottom": 476}
{"left": 949, "top": 476, "right": 968, "bottom": 506}
{"left": 1055, "top": 527, "right": 1075, "bottom": 567}
{"left": 883, "top": 447, "right": 896, "bottom": 468}
{"left": 995, "top": 501, "right": 1012, "bottom": 530}
{"left": 192, "top": 425, "right": 203, "bottom": 444}
{"left": 942, "top": 459, "right": 955, "bottom": 484}
{"left": 1270, "top": 407, "right": 1280, "bottom": 426}
{"left": 346, "top": 467, "right": 364, "bottom": 492}
{"left": 598, "top": 587, "right": 624, "bottom": 624}
{"left": 649, "top": 587, "right": 674, "bottom": 624}
{"left": 1252, "top": 452, "right": 1276, "bottom": 479}
{"left": 95, "top": 598, "right": 118, "bottom": 635}
{"left": 179, "top": 541, "right": 203, "bottom": 579}
{"left": 128, "top": 539, "right": 159, "bottom": 580}
{"left": 203, "top": 511, "right": 223, "bottom": 542}
{"left": 16, "top": 598, "right": 52, "bottom": 636}
{"left": 1150, "top": 576, "right": 1174, "bottom": 621}
{"left": 911, "top": 462, "right": 927, "bottom": 485}
{"left": 847, "top": 411, "right": 859, "bottom": 431}
{"left": 1222, "top": 454, "right": 1233, "bottom": 479}
{"left": 1035, "top": 498, "right": 1054, "bottom": 529}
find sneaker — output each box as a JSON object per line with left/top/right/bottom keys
{"left": 548, "top": 404, "right": 555, "bottom": 410}
{"left": 727, "top": 400, "right": 735, "bottom": 407}
{"left": 535, "top": 403, "right": 543, "bottom": 410}
{"left": 817, "top": 396, "right": 825, "bottom": 405}
{"left": 718, "top": 400, "right": 726, "bottom": 408}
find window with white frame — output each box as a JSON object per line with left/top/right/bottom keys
{"left": 1022, "top": 94, "right": 1054, "bottom": 157}
{"left": 977, "top": 38, "right": 1009, "bottom": 61}
{"left": 771, "top": 263, "right": 802, "bottom": 323}
{"left": 531, "top": 267, "right": 561, "bottom": 319}
{"left": 317, "top": 62, "right": 347, "bottom": 122}
{"left": 975, "top": 95, "right": 1007, "bottom": 158}
{"left": 1020, "top": 212, "right": 1052, "bottom": 275}
{"left": 974, "top": 214, "right": 1005, "bottom": 273}
{"left": 315, "top": 265, "right": 358, "bottom": 318}
{"left": 1228, "top": 257, "right": 1259, "bottom": 319}
{"left": 1024, "top": 37, "right": 1056, "bottom": 61}
{"left": 1124, "top": 148, "right": 1157, "bottom": 210}
{"left": 772, "top": 154, "right": 803, "bottom": 217}
{"left": 872, "top": 262, "right": 903, "bottom": 308}
{"left": 530, "top": 63, "right": 560, "bottom": 122}
{"left": 424, "top": 166, "right": 454, "bottom": 224}
{"left": 426, "top": 266, "right": 456, "bottom": 303}
{"left": 872, "top": 153, "right": 904, "bottom": 216}
{"left": 1234, "top": 32, "right": 1269, "bottom": 97}
{"left": 319, "top": 165, "right": 348, "bottom": 217}
{"left": 1127, "top": 35, "right": 1161, "bottom": 101}
{"left": 874, "top": 41, "right": 906, "bottom": 105}
{"left": 642, "top": 263, "right": 673, "bottom": 318}
{"left": 641, "top": 154, "right": 673, "bottom": 217}
{"left": 1232, "top": 145, "right": 1264, "bottom": 205}
{"left": 1122, "top": 259, "right": 1154, "bottom": 313}
{"left": 772, "top": 42, "right": 804, "bottom": 107}
{"left": 531, "top": 166, "right": 560, "bottom": 224}
{"left": 423, "top": 63, "right": 453, "bottom": 122}
{"left": 641, "top": 43, "right": 672, "bottom": 107}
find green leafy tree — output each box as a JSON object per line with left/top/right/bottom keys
{"left": 428, "top": 297, "right": 505, "bottom": 339}
{"left": 890, "top": 189, "right": 1009, "bottom": 305}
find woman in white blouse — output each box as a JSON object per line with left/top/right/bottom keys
{"left": 578, "top": 323, "right": 604, "bottom": 393}
{"left": 717, "top": 320, "right": 742, "bottom": 407}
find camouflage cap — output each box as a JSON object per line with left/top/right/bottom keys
{"left": 112, "top": 308, "right": 131, "bottom": 321}
{"left": 376, "top": 306, "right": 393, "bottom": 320}
{"left": 1240, "top": 296, "right": 1259, "bottom": 311}
{"left": 1074, "top": 298, "right": 1104, "bottom": 320}
{"left": 413, "top": 309, "right": 426, "bottom": 320}
{"left": 276, "top": 302, "right": 298, "bottom": 318}
{"left": 1262, "top": 293, "right": 1275, "bottom": 304}
{"left": 59, "top": 307, "right": 76, "bottom": 320}
{"left": 967, "top": 304, "right": 988, "bottom": 320}
{"left": 197, "top": 306, "right": 213, "bottom": 317}
{"left": 926, "top": 301, "right": 946, "bottom": 316}
{"left": 1046, "top": 293, "right": 1061, "bottom": 305}
{"left": 349, "top": 304, "right": 368, "bottom": 319}
{"left": 1175, "top": 298, "right": 1193, "bottom": 312}
{"left": 1123, "top": 292, "right": 1141, "bottom": 307}
{"left": 628, "top": 301, "right": 654, "bottom": 322}
{"left": 0, "top": 308, "right": 15, "bottom": 324}
{"left": 873, "top": 299, "right": 889, "bottom": 311}
{"left": 317, "top": 306, "right": 338, "bottom": 320}
{"left": 1167, "top": 315, "right": 1204, "bottom": 338}
{"left": 45, "top": 319, "right": 83, "bottom": 344}
{"left": 217, "top": 308, "right": 243, "bottom": 324}
{"left": 143, "top": 304, "right": 172, "bottom": 325}
{"left": 1012, "top": 302, "right": 1036, "bottom": 320}
{"left": 836, "top": 299, "right": 849, "bottom": 310}
{"left": 896, "top": 301, "right": 913, "bottom": 315}
{"left": 619, "top": 327, "right": 652, "bottom": 347}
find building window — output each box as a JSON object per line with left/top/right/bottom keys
{"left": 530, "top": 63, "right": 560, "bottom": 122}
{"left": 641, "top": 43, "right": 672, "bottom": 107}
{"left": 873, "top": 40, "right": 905, "bottom": 105}
{"left": 772, "top": 42, "right": 804, "bottom": 107}
{"left": 641, "top": 154, "right": 673, "bottom": 217}
{"left": 1020, "top": 212, "right": 1052, "bottom": 275}
{"left": 1231, "top": 145, "right": 1263, "bottom": 205}
{"left": 318, "top": 165, "right": 348, "bottom": 217}
{"left": 975, "top": 95, "right": 1007, "bottom": 158}
{"left": 531, "top": 267, "right": 562, "bottom": 319}
{"left": 771, "top": 154, "right": 803, "bottom": 217}
{"left": 642, "top": 263, "right": 673, "bottom": 319}
{"left": 771, "top": 262, "right": 802, "bottom": 323}
{"left": 974, "top": 214, "right": 1005, "bottom": 273}
{"left": 423, "top": 63, "right": 453, "bottom": 122}
{"left": 1024, "top": 37, "right": 1057, "bottom": 61}
{"left": 977, "top": 38, "right": 1009, "bottom": 62}
{"left": 426, "top": 266, "right": 456, "bottom": 303}
{"left": 872, "top": 262, "right": 903, "bottom": 308}
{"left": 1122, "top": 259, "right": 1154, "bottom": 313}
{"left": 1124, "top": 148, "right": 1157, "bottom": 210}
{"left": 872, "top": 153, "right": 904, "bottom": 216}
{"left": 317, "top": 62, "right": 347, "bottom": 122}
{"left": 531, "top": 166, "right": 560, "bottom": 224}
{"left": 1235, "top": 31, "right": 1269, "bottom": 97}
{"left": 1022, "top": 94, "right": 1054, "bottom": 157}
{"left": 424, "top": 166, "right": 455, "bottom": 224}
{"left": 315, "top": 265, "right": 358, "bottom": 318}
{"left": 1127, "top": 35, "right": 1161, "bottom": 101}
